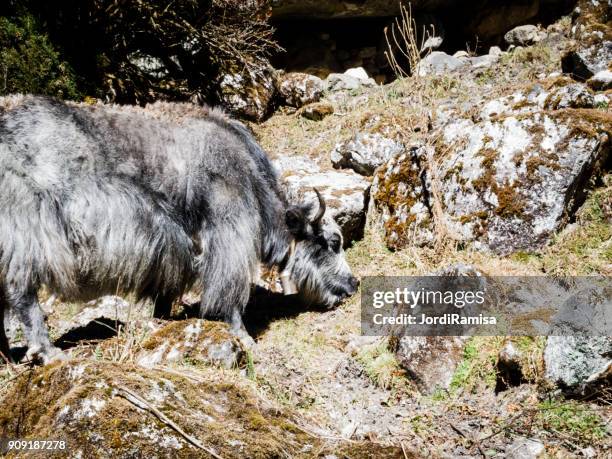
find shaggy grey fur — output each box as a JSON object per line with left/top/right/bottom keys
{"left": 0, "top": 95, "right": 357, "bottom": 363}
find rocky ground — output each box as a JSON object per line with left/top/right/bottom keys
{"left": 1, "top": 1, "right": 611, "bottom": 458}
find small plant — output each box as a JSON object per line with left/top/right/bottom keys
{"left": 449, "top": 337, "right": 502, "bottom": 394}
{"left": 245, "top": 350, "right": 256, "bottom": 380}
{"left": 384, "top": 2, "right": 435, "bottom": 79}
{"left": 356, "top": 340, "right": 406, "bottom": 390}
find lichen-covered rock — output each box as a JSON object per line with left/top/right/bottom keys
{"left": 331, "top": 132, "right": 404, "bottom": 176}
{"left": 395, "top": 336, "right": 467, "bottom": 395}
{"left": 504, "top": 24, "right": 546, "bottom": 46}
{"left": 300, "top": 101, "right": 334, "bottom": 120}
{"left": 543, "top": 83, "right": 594, "bottom": 109}
{"left": 136, "top": 320, "right": 246, "bottom": 370}
{"left": 371, "top": 88, "right": 611, "bottom": 254}
{"left": 278, "top": 72, "right": 324, "bottom": 108}
{"left": 0, "top": 360, "right": 403, "bottom": 458}
{"left": 279, "top": 157, "right": 371, "bottom": 243}
{"left": 369, "top": 145, "right": 434, "bottom": 249}
{"left": 544, "top": 336, "right": 612, "bottom": 394}
{"left": 218, "top": 66, "right": 277, "bottom": 121}
{"left": 561, "top": 0, "right": 612, "bottom": 80}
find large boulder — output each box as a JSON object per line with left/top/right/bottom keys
{"left": 543, "top": 281, "right": 612, "bottom": 394}
{"left": 0, "top": 360, "right": 404, "bottom": 458}
{"left": 370, "top": 82, "right": 611, "bottom": 254}
{"left": 561, "top": 0, "right": 612, "bottom": 80}
{"left": 544, "top": 337, "right": 612, "bottom": 394}
{"left": 274, "top": 156, "right": 371, "bottom": 243}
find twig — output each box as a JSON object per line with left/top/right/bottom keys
{"left": 114, "top": 385, "right": 224, "bottom": 459}
{"left": 400, "top": 441, "right": 410, "bottom": 459}
{"left": 450, "top": 423, "right": 486, "bottom": 458}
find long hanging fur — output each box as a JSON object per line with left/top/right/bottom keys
{"left": 0, "top": 95, "right": 292, "bottom": 315}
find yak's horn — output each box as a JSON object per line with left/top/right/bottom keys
{"left": 312, "top": 188, "right": 326, "bottom": 226}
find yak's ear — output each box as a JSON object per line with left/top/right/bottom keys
{"left": 285, "top": 206, "right": 309, "bottom": 239}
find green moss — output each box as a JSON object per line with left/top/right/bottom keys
{"left": 494, "top": 181, "right": 525, "bottom": 218}
{"left": 374, "top": 152, "right": 429, "bottom": 250}
{"left": 0, "top": 15, "right": 81, "bottom": 99}
{"left": 449, "top": 337, "right": 503, "bottom": 394}
{"left": 536, "top": 398, "right": 607, "bottom": 445}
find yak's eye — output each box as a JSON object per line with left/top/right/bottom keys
{"left": 329, "top": 235, "right": 341, "bottom": 253}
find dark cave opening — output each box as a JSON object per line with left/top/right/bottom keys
{"left": 270, "top": 0, "right": 578, "bottom": 83}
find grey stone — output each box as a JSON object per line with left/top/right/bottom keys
{"left": 470, "top": 54, "right": 499, "bottom": 69}
{"left": 504, "top": 25, "right": 546, "bottom": 46}
{"left": 275, "top": 156, "right": 371, "bottom": 243}
{"left": 417, "top": 51, "right": 469, "bottom": 76}
{"left": 544, "top": 336, "right": 612, "bottom": 394}
{"left": 331, "top": 133, "right": 404, "bottom": 176}
{"left": 325, "top": 71, "right": 376, "bottom": 92}
{"left": 278, "top": 72, "right": 324, "bottom": 108}
{"left": 506, "top": 438, "right": 545, "bottom": 459}
{"left": 395, "top": 336, "right": 467, "bottom": 395}
{"left": 136, "top": 319, "right": 245, "bottom": 369}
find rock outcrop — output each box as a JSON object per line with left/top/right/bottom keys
{"left": 544, "top": 336, "right": 612, "bottom": 394}
{"left": 370, "top": 79, "right": 611, "bottom": 254}
{"left": 0, "top": 360, "right": 404, "bottom": 458}
{"left": 272, "top": 0, "right": 574, "bottom": 43}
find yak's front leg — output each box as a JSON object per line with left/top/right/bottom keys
{"left": 199, "top": 220, "right": 257, "bottom": 349}
{"left": 8, "top": 287, "right": 65, "bottom": 364}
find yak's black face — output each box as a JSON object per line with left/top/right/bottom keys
{"left": 284, "top": 192, "right": 359, "bottom": 307}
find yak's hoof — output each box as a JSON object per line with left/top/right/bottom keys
{"left": 26, "top": 344, "right": 67, "bottom": 365}
{"left": 231, "top": 328, "right": 256, "bottom": 350}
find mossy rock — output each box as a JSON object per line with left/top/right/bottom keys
{"left": 136, "top": 319, "right": 246, "bottom": 370}
{"left": 372, "top": 91, "right": 611, "bottom": 255}
{"left": 0, "top": 360, "right": 407, "bottom": 458}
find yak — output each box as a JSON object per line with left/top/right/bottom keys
{"left": 0, "top": 95, "right": 359, "bottom": 364}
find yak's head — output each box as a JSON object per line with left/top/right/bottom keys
{"left": 283, "top": 190, "right": 359, "bottom": 307}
